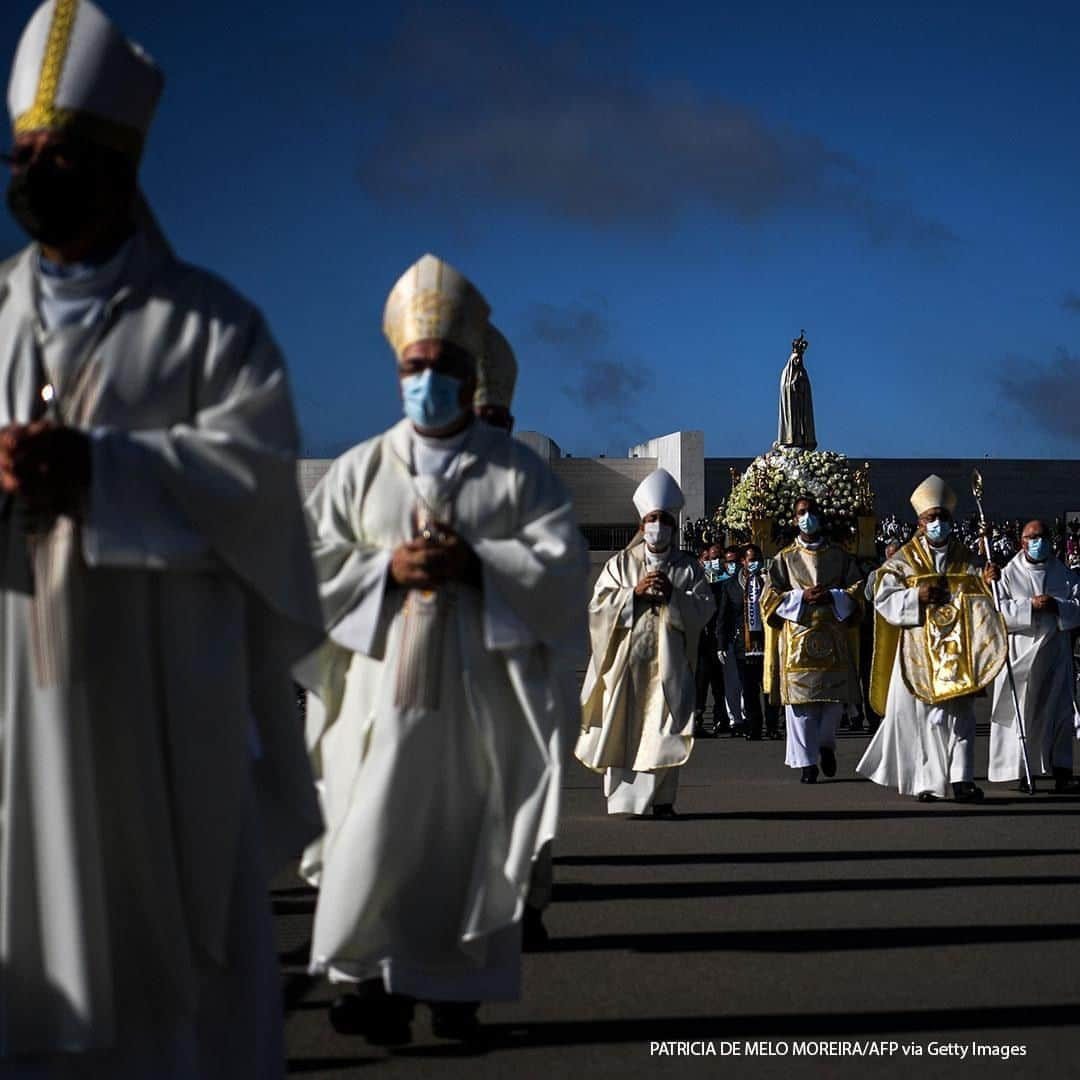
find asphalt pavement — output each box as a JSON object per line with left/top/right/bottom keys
{"left": 276, "top": 703, "right": 1080, "bottom": 1079}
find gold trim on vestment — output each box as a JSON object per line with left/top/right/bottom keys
{"left": 13, "top": 0, "right": 145, "bottom": 161}
{"left": 762, "top": 542, "right": 863, "bottom": 706}
{"left": 868, "top": 538, "right": 1007, "bottom": 710}
{"left": 32, "top": 0, "right": 78, "bottom": 119}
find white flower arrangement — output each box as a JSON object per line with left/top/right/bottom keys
{"left": 722, "top": 446, "right": 874, "bottom": 537}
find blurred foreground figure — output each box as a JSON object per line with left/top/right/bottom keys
{"left": 576, "top": 469, "right": 715, "bottom": 818}
{"left": 300, "top": 254, "right": 586, "bottom": 1043}
{"left": 858, "top": 476, "right": 1005, "bottom": 802}
{"left": 0, "top": 2, "right": 323, "bottom": 1075}
{"left": 988, "top": 520, "right": 1080, "bottom": 792}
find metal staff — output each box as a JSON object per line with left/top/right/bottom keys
{"left": 971, "top": 469, "right": 1034, "bottom": 795}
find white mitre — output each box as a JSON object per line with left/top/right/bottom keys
{"left": 475, "top": 324, "right": 517, "bottom": 408}
{"left": 633, "top": 468, "right": 685, "bottom": 519}
{"left": 382, "top": 254, "right": 490, "bottom": 364}
{"left": 8, "top": 0, "right": 163, "bottom": 162}
{"left": 910, "top": 474, "right": 957, "bottom": 516}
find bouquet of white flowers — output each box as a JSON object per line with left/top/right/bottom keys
{"left": 722, "top": 446, "right": 873, "bottom": 537}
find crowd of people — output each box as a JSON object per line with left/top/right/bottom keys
{"left": 2, "top": 4, "right": 1078, "bottom": 1076}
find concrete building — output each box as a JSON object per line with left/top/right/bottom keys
{"left": 299, "top": 433, "right": 1080, "bottom": 583}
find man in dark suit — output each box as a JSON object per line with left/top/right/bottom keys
{"left": 693, "top": 542, "right": 728, "bottom": 736}
{"left": 717, "top": 544, "right": 781, "bottom": 740}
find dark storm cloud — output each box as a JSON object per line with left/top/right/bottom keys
{"left": 565, "top": 357, "right": 654, "bottom": 414}
{"left": 351, "top": 8, "right": 956, "bottom": 250}
{"left": 517, "top": 298, "right": 653, "bottom": 444}
{"left": 526, "top": 302, "right": 609, "bottom": 348}
{"left": 998, "top": 348, "right": 1080, "bottom": 442}
{"left": 1063, "top": 292, "right": 1080, "bottom": 314}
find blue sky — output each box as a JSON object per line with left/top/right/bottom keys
{"left": 2, "top": 1, "right": 1079, "bottom": 459}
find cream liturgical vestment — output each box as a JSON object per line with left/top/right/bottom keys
{"left": 0, "top": 226, "right": 324, "bottom": 1069}
{"left": 857, "top": 535, "right": 1007, "bottom": 796}
{"left": 575, "top": 538, "right": 716, "bottom": 814}
{"left": 988, "top": 553, "right": 1080, "bottom": 781}
{"left": 300, "top": 418, "right": 586, "bottom": 1001}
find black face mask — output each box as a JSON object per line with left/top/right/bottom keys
{"left": 6, "top": 161, "right": 97, "bottom": 247}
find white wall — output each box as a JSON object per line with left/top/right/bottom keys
{"left": 627, "top": 430, "right": 706, "bottom": 527}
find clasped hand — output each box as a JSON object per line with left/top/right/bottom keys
{"left": 1032, "top": 594, "right": 1058, "bottom": 614}
{"left": 0, "top": 421, "right": 91, "bottom": 508}
{"left": 390, "top": 521, "right": 478, "bottom": 589}
{"left": 803, "top": 584, "right": 832, "bottom": 605}
{"left": 634, "top": 571, "right": 672, "bottom": 602}
{"left": 918, "top": 578, "right": 951, "bottom": 606}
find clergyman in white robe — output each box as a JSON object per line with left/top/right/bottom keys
{"left": 0, "top": 224, "right": 324, "bottom": 1075}
{"left": 857, "top": 480, "right": 1005, "bottom": 802}
{"left": 301, "top": 417, "right": 585, "bottom": 1001}
{"left": 989, "top": 544, "right": 1080, "bottom": 787}
{"left": 0, "top": 5, "right": 324, "bottom": 1076}
{"left": 576, "top": 469, "right": 716, "bottom": 815}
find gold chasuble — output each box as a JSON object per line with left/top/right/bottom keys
{"left": 762, "top": 541, "right": 863, "bottom": 705}
{"left": 868, "top": 537, "right": 1007, "bottom": 715}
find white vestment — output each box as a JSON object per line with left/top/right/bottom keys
{"left": 0, "top": 229, "right": 324, "bottom": 1075}
{"left": 857, "top": 539, "right": 979, "bottom": 796}
{"left": 989, "top": 554, "right": 1080, "bottom": 780}
{"left": 299, "top": 419, "right": 586, "bottom": 1001}
{"left": 575, "top": 540, "right": 716, "bottom": 814}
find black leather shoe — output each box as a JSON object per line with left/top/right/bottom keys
{"left": 652, "top": 803, "right": 678, "bottom": 819}
{"left": 800, "top": 765, "right": 819, "bottom": 784}
{"left": 1053, "top": 768, "right": 1080, "bottom": 793}
{"left": 820, "top": 747, "right": 837, "bottom": 777}
{"left": 328, "top": 993, "right": 367, "bottom": 1036}
{"left": 431, "top": 1002, "right": 481, "bottom": 1041}
{"left": 952, "top": 782, "right": 985, "bottom": 803}
{"left": 917, "top": 792, "right": 938, "bottom": 803}
{"left": 330, "top": 987, "right": 414, "bottom": 1045}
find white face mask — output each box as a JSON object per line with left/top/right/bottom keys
{"left": 643, "top": 521, "right": 673, "bottom": 550}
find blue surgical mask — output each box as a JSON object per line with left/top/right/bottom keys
{"left": 725, "top": 561, "right": 738, "bottom": 575}
{"left": 401, "top": 369, "right": 465, "bottom": 430}
{"left": 925, "top": 519, "right": 951, "bottom": 543}
{"left": 1027, "top": 537, "right": 1049, "bottom": 562}
{"left": 747, "top": 560, "right": 762, "bottom": 573}
{"left": 707, "top": 558, "right": 721, "bottom": 571}
{"left": 797, "top": 512, "right": 820, "bottom": 535}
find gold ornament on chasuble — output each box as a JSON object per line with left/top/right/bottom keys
{"left": 761, "top": 543, "right": 864, "bottom": 706}
{"left": 867, "top": 538, "right": 1007, "bottom": 714}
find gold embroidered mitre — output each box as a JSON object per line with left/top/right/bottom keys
{"left": 475, "top": 323, "right": 517, "bottom": 408}
{"left": 910, "top": 474, "right": 957, "bottom": 516}
{"left": 8, "top": 0, "right": 163, "bottom": 163}
{"left": 382, "top": 254, "right": 490, "bottom": 363}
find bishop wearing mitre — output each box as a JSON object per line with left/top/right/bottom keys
{"left": 857, "top": 475, "right": 1006, "bottom": 802}
{"left": 0, "top": 3, "right": 323, "bottom": 1074}
{"left": 299, "top": 254, "right": 586, "bottom": 1042}
{"left": 576, "top": 469, "right": 716, "bottom": 818}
